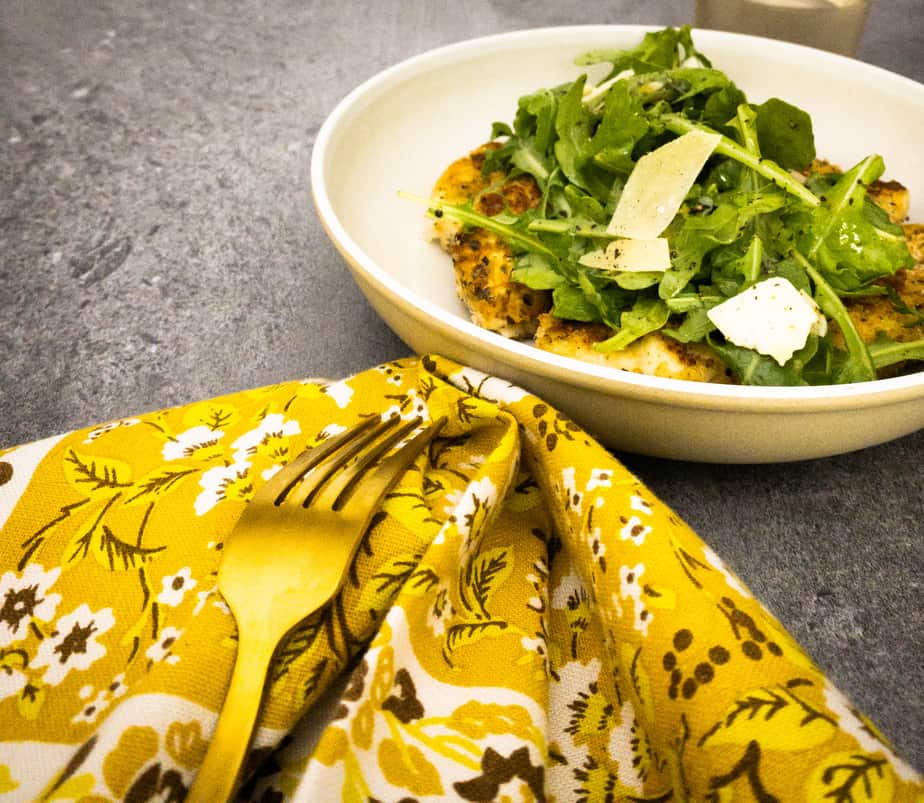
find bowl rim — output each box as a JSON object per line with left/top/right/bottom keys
{"left": 310, "top": 24, "right": 924, "bottom": 414}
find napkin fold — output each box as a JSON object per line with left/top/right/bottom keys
{"left": 0, "top": 355, "right": 919, "bottom": 802}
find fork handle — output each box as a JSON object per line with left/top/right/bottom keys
{"left": 186, "top": 631, "right": 277, "bottom": 802}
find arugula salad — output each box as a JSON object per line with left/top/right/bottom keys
{"left": 415, "top": 27, "right": 924, "bottom": 386}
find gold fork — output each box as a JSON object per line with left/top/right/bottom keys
{"left": 186, "top": 413, "right": 445, "bottom": 802}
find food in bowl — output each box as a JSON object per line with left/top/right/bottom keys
{"left": 417, "top": 26, "right": 924, "bottom": 386}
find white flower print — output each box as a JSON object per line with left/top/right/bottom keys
{"left": 608, "top": 700, "right": 646, "bottom": 794}
{"left": 71, "top": 688, "right": 109, "bottom": 724}
{"left": 193, "top": 587, "right": 215, "bottom": 616}
{"left": 549, "top": 659, "right": 601, "bottom": 772}
{"left": 33, "top": 604, "right": 115, "bottom": 685}
{"left": 449, "top": 476, "right": 498, "bottom": 539}
{"left": 561, "top": 467, "right": 583, "bottom": 515}
{"left": 824, "top": 684, "right": 921, "bottom": 782}
{"left": 108, "top": 672, "right": 128, "bottom": 699}
{"left": 71, "top": 672, "right": 128, "bottom": 724}
{"left": 192, "top": 586, "right": 232, "bottom": 617}
{"left": 458, "top": 454, "right": 485, "bottom": 472}
{"left": 551, "top": 572, "right": 588, "bottom": 610}
{"left": 702, "top": 545, "right": 749, "bottom": 597}
{"left": 0, "top": 664, "right": 27, "bottom": 703}
{"left": 230, "top": 413, "right": 301, "bottom": 464}
{"left": 619, "top": 563, "right": 651, "bottom": 637}
{"left": 380, "top": 390, "right": 429, "bottom": 423}
{"left": 630, "top": 494, "right": 653, "bottom": 516}
{"left": 321, "top": 379, "right": 354, "bottom": 409}
{"left": 194, "top": 460, "right": 254, "bottom": 515}
{"left": 448, "top": 367, "right": 528, "bottom": 404}
{"left": 441, "top": 489, "right": 464, "bottom": 519}
{"left": 586, "top": 468, "right": 614, "bottom": 492}
{"left": 258, "top": 464, "right": 281, "bottom": 482}
{"left": 525, "top": 558, "right": 550, "bottom": 614}
{"left": 162, "top": 425, "right": 225, "bottom": 461}
{"left": 620, "top": 516, "right": 653, "bottom": 547}
{"left": 317, "top": 423, "right": 347, "bottom": 441}
{"left": 0, "top": 563, "right": 62, "bottom": 647}
{"left": 157, "top": 567, "right": 198, "bottom": 607}
{"left": 82, "top": 417, "right": 141, "bottom": 444}
{"left": 147, "top": 626, "right": 183, "bottom": 665}
{"left": 588, "top": 525, "right": 606, "bottom": 564}
{"left": 427, "top": 587, "right": 452, "bottom": 637}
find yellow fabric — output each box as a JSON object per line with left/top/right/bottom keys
{"left": 0, "top": 355, "right": 919, "bottom": 802}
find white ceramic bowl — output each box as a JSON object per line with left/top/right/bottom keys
{"left": 311, "top": 25, "right": 924, "bottom": 463}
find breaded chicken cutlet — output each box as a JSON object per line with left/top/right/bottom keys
{"left": 433, "top": 145, "right": 924, "bottom": 383}
{"left": 432, "top": 144, "right": 550, "bottom": 338}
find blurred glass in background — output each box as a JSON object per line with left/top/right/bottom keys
{"left": 695, "top": 0, "right": 870, "bottom": 56}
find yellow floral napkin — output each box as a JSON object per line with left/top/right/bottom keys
{"left": 0, "top": 355, "right": 920, "bottom": 802}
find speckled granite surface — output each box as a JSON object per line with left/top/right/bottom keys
{"left": 2, "top": 0, "right": 922, "bottom": 773}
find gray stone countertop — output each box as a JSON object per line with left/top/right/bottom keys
{"left": 2, "top": 0, "right": 923, "bottom": 775}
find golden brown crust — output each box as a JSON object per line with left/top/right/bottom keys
{"left": 841, "top": 278, "right": 924, "bottom": 345}
{"left": 534, "top": 314, "right": 734, "bottom": 383}
{"left": 432, "top": 144, "right": 550, "bottom": 337}
{"left": 903, "top": 223, "right": 924, "bottom": 262}
{"left": 868, "top": 179, "right": 910, "bottom": 224}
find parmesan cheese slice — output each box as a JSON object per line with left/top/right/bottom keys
{"left": 578, "top": 237, "right": 671, "bottom": 272}
{"left": 607, "top": 129, "right": 721, "bottom": 240}
{"left": 706, "top": 277, "right": 828, "bottom": 366}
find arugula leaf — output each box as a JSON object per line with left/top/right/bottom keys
{"left": 576, "top": 272, "right": 625, "bottom": 328}
{"left": 707, "top": 336, "right": 816, "bottom": 385}
{"left": 869, "top": 335, "right": 924, "bottom": 370}
{"left": 769, "top": 257, "right": 812, "bottom": 295}
{"left": 483, "top": 87, "right": 563, "bottom": 182}
{"left": 661, "top": 189, "right": 787, "bottom": 298}
{"left": 398, "top": 191, "right": 559, "bottom": 260}
{"left": 755, "top": 98, "right": 816, "bottom": 171}
{"left": 577, "top": 25, "right": 707, "bottom": 77}
{"left": 552, "top": 284, "right": 602, "bottom": 322}
{"left": 588, "top": 81, "right": 649, "bottom": 178}
{"left": 511, "top": 254, "right": 566, "bottom": 290}
{"left": 794, "top": 155, "right": 914, "bottom": 291}
{"left": 711, "top": 233, "right": 764, "bottom": 293}
{"left": 595, "top": 297, "right": 670, "bottom": 352}
{"left": 554, "top": 76, "right": 616, "bottom": 199}
{"left": 702, "top": 83, "right": 748, "bottom": 129}
{"left": 791, "top": 249, "right": 876, "bottom": 382}
{"left": 609, "top": 271, "right": 663, "bottom": 291}
{"left": 663, "top": 113, "right": 820, "bottom": 207}
{"left": 527, "top": 217, "right": 615, "bottom": 239}
{"left": 664, "top": 304, "right": 717, "bottom": 343}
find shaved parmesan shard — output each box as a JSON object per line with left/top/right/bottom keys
{"left": 707, "top": 277, "right": 828, "bottom": 366}
{"left": 578, "top": 237, "right": 671, "bottom": 272}
{"left": 607, "top": 129, "right": 721, "bottom": 239}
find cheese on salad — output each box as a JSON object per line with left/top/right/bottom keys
{"left": 578, "top": 237, "right": 671, "bottom": 272}
{"left": 707, "top": 277, "right": 828, "bottom": 366}
{"left": 607, "top": 129, "right": 721, "bottom": 239}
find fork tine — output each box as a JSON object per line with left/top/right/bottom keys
{"left": 317, "top": 415, "right": 424, "bottom": 510}
{"left": 326, "top": 416, "right": 447, "bottom": 514}
{"left": 283, "top": 414, "right": 408, "bottom": 508}
{"left": 257, "top": 415, "right": 380, "bottom": 505}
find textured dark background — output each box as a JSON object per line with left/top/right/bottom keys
{"left": 2, "top": 0, "right": 923, "bottom": 773}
